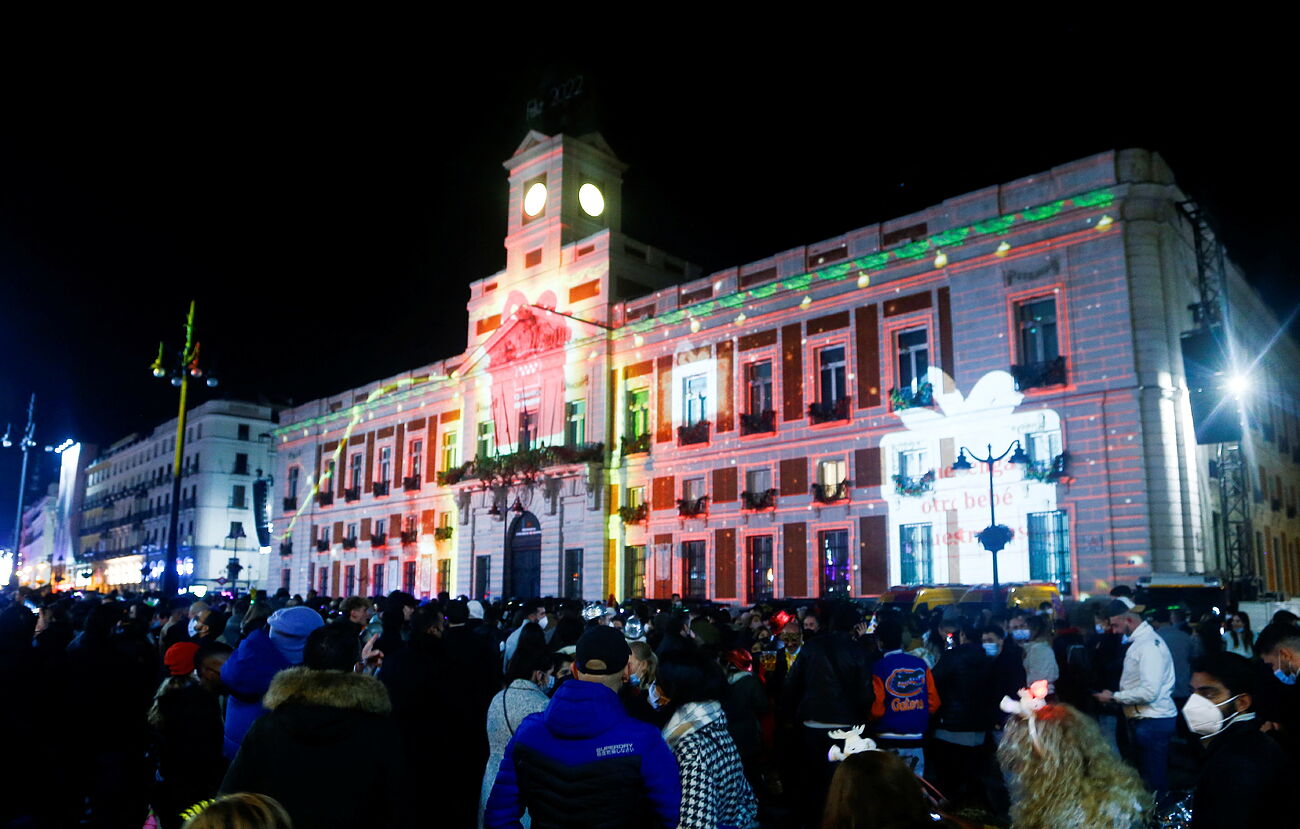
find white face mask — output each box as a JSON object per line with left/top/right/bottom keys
{"left": 1182, "top": 692, "right": 1243, "bottom": 737}
{"left": 645, "top": 681, "right": 663, "bottom": 711}
{"left": 187, "top": 618, "right": 200, "bottom": 638}
{"left": 540, "top": 673, "right": 555, "bottom": 694}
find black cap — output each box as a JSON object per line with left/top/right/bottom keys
{"left": 575, "top": 625, "right": 630, "bottom": 675}
{"left": 1104, "top": 599, "right": 1133, "bottom": 618}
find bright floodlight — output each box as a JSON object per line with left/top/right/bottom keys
{"left": 578, "top": 183, "right": 605, "bottom": 217}
{"left": 1226, "top": 374, "right": 1249, "bottom": 397}
{"left": 523, "top": 182, "right": 547, "bottom": 217}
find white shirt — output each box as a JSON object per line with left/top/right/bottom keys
{"left": 1113, "top": 621, "right": 1177, "bottom": 719}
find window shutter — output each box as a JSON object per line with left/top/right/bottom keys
{"left": 715, "top": 528, "right": 737, "bottom": 599}
{"left": 858, "top": 515, "right": 888, "bottom": 594}
{"left": 779, "top": 458, "right": 808, "bottom": 497}
{"left": 712, "top": 467, "right": 738, "bottom": 502}
{"left": 783, "top": 522, "right": 807, "bottom": 596}
{"left": 854, "top": 305, "right": 880, "bottom": 409}
{"left": 332, "top": 521, "right": 343, "bottom": 543}
{"left": 716, "top": 340, "right": 734, "bottom": 433}
{"left": 420, "top": 509, "right": 437, "bottom": 535}
{"left": 393, "top": 423, "right": 405, "bottom": 487}
{"left": 854, "top": 447, "right": 882, "bottom": 488}
{"left": 364, "top": 432, "right": 375, "bottom": 486}
{"left": 781, "top": 323, "right": 803, "bottom": 421}
{"left": 652, "top": 477, "right": 676, "bottom": 510}
{"left": 938, "top": 287, "right": 955, "bottom": 393}
{"left": 656, "top": 356, "right": 673, "bottom": 443}
{"left": 360, "top": 518, "right": 371, "bottom": 541}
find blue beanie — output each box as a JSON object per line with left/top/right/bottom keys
{"left": 268, "top": 606, "right": 325, "bottom": 665}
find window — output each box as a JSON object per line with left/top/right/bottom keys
{"left": 375, "top": 518, "right": 387, "bottom": 537}
{"left": 518, "top": 411, "right": 537, "bottom": 451}
{"left": 820, "top": 529, "right": 851, "bottom": 597}
{"left": 319, "top": 567, "right": 329, "bottom": 595}
{"left": 319, "top": 526, "right": 330, "bottom": 545}
{"left": 324, "top": 459, "right": 336, "bottom": 486}
{"left": 566, "top": 401, "right": 586, "bottom": 446}
{"left": 682, "top": 540, "right": 707, "bottom": 598}
{"left": 233, "top": 453, "right": 249, "bottom": 475}
{"left": 627, "top": 388, "right": 650, "bottom": 438}
{"left": 745, "top": 467, "right": 771, "bottom": 493}
{"left": 898, "top": 448, "right": 929, "bottom": 479}
{"left": 1028, "top": 510, "right": 1071, "bottom": 595}
{"left": 476, "top": 422, "right": 494, "bottom": 460}
{"left": 627, "top": 485, "right": 645, "bottom": 509}
{"left": 409, "top": 440, "right": 423, "bottom": 479}
{"left": 818, "top": 346, "right": 847, "bottom": 403}
{"left": 899, "top": 523, "right": 933, "bottom": 584}
{"left": 237, "top": 423, "right": 250, "bottom": 441}
{"left": 373, "top": 563, "right": 385, "bottom": 594}
{"left": 897, "top": 329, "right": 929, "bottom": 392}
{"left": 564, "top": 548, "right": 584, "bottom": 599}
{"left": 683, "top": 374, "right": 708, "bottom": 426}
{"left": 437, "top": 558, "right": 451, "bottom": 595}
{"left": 441, "top": 429, "right": 459, "bottom": 471}
{"left": 1017, "top": 297, "right": 1059, "bottom": 364}
{"left": 683, "top": 477, "right": 706, "bottom": 502}
{"left": 231, "top": 485, "right": 247, "bottom": 509}
{"left": 345, "top": 566, "right": 356, "bottom": 597}
{"left": 404, "top": 560, "right": 417, "bottom": 595}
{"left": 748, "top": 535, "right": 774, "bottom": 602}
{"left": 474, "top": 554, "right": 491, "bottom": 600}
{"left": 378, "top": 447, "right": 391, "bottom": 482}
{"left": 281, "top": 568, "right": 292, "bottom": 591}
{"left": 624, "top": 545, "right": 646, "bottom": 599}
{"left": 349, "top": 454, "right": 363, "bottom": 488}
{"left": 818, "top": 458, "right": 847, "bottom": 487}
{"left": 228, "top": 521, "right": 246, "bottom": 539}
{"left": 288, "top": 467, "right": 300, "bottom": 498}
{"left": 1025, "top": 430, "right": 1062, "bottom": 464}
{"left": 746, "top": 361, "right": 773, "bottom": 414}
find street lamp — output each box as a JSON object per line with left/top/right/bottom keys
{"left": 152, "top": 300, "right": 217, "bottom": 597}
{"left": 952, "top": 440, "right": 1029, "bottom": 595}
{"left": 2, "top": 395, "right": 74, "bottom": 589}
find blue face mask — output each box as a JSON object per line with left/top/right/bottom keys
{"left": 982, "top": 642, "right": 1000, "bottom": 657}
{"left": 541, "top": 673, "right": 556, "bottom": 694}
{"left": 629, "top": 673, "right": 641, "bottom": 687}
{"left": 1121, "top": 633, "right": 1132, "bottom": 645}
{"left": 1012, "top": 629, "right": 1031, "bottom": 641}
{"left": 646, "top": 681, "right": 663, "bottom": 710}
{"left": 1276, "top": 669, "right": 1298, "bottom": 686}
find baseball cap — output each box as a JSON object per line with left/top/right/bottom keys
{"left": 575, "top": 625, "right": 630, "bottom": 675}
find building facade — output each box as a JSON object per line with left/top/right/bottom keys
{"left": 75, "top": 400, "right": 276, "bottom": 592}
{"left": 16, "top": 486, "right": 56, "bottom": 588}
{"left": 273, "top": 132, "right": 1300, "bottom": 603}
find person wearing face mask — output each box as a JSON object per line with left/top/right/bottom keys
{"left": 621, "top": 640, "right": 660, "bottom": 725}
{"left": 1008, "top": 614, "right": 1058, "bottom": 693}
{"left": 1185, "top": 652, "right": 1291, "bottom": 829}
{"left": 1092, "top": 600, "right": 1177, "bottom": 795}
{"left": 479, "top": 641, "right": 554, "bottom": 829}
{"left": 1251, "top": 621, "right": 1300, "bottom": 772}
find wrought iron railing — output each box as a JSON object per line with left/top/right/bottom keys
{"left": 677, "top": 495, "right": 710, "bottom": 517}
{"left": 811, "top": 481, "right": 851, "bottom": 504}
{"left": 739, "top": 410, "right": 776, "bottom": 436}
{"left": 892, "top": 471, "right": 934, "bottom": 497}
{"left": 741, "top": 488, "right": 777, "bottom": 510}
{"left": 1010, "top": 356, "right": 1067, "bottom": 391}
{"left": 808, "top": 397, "right": 850, "bottom": 424}
{"left": 371, "top": 481, "right": 390, "bottom": 497}
{"left": 677, "top": 421, "right": 710, "bottom": 446}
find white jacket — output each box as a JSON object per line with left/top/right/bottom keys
{"left": 1113, "top": 621, "right": 1176, "bottom": 719}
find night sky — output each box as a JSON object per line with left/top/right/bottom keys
{"left": 2, "top": 26, "right": 1295, "bottom": 547}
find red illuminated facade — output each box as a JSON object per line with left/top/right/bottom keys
{"left": 272, "top": 133, "right": 1300, "bottom": 602}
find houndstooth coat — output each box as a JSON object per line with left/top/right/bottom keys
{"left": 666, "top": 703, "right": 758, "bottom": 829}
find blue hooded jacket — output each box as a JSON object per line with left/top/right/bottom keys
{"left": 484, "top": 679, "right": 681, "bottom": 829}
{"left": 220, "top": 627, "right": 292, "bottom": 758}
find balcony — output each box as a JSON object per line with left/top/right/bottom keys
{"left": 677, "top": 496, "right": 710, "bottom": 518}
{"left": 372, "top": 481, "right": 390, "bottom": 497}
{"left": 228, "top": 498, "right": 247, "bottom": 510}
{"left": 621, "top": 433, "right": 652, "bottom": 455}
{"left": 739, "top": 409, "right": 776, "bottom": 436}
{"left": 343, "top": 486, "right": 361, "bottom": 503}
{"left": 618, "top": 504, "right": 649, "bottom": 524}
{"left": 315, "top": 539, "right": 330, "bottom": 553}
{"left": 402, "top": 476, "right": 421, "bottom": 492}
{"left": 677, "top": 420, "right": 710, "bottom": 447}
{"left": 889, "top": 382, "right": 933, "bottom": 412}
{"left": 1024, "top": 451, "right": 1072, "bottom": 484}
{"left": 316, "top": 490, "right": 334, "bottom": 507}
{"left": 808, "top": 397, "right": 850, "bottom": 425}
{"left": 283, "top": 496, "right": 297, "bottom": 511}
{"left": 370, "top": 533, "right": 387, "bottom": 548}
{"left": 279, "top": 541, "right": 294, "bottom": 556}
{"left": 400, "top": 530, "right": 419, "bottom": 545}
{"left": 741, "top": 488, "right": 777, "bottom": 511}
{"left": 1011, "top": 356, "right": 1068, "bottom": 391}
{"left": 811, "top": 481, "right": 851, "bottom": 504}
{"left": 342, "top": 536, "right": 358, "bottom": 550}
{"left": 440, "top": 443, "right": 605, "bottom": 486}
{"left": 434, "top": 526, "right": 454, "bottom": 541}
{"left": 892, "top": 471, "right": 935, "bottom": 497}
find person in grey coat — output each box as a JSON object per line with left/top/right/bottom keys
{"left": 1151, "top": 607, "right": 1194, "bottom": 708}
{"left": 479, "top": 632, "right": 553, "bottom": 828}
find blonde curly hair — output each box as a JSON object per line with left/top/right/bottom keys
{"left": 996, "top": 702, "right": 1149, "bottom": 829}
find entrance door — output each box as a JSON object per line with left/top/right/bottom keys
{"left": 563, "top": 548, "right": 583, "bottom": 599}
{"left": 506, "top": 512, "right": 542, "bottom": 599}
{"left": 474, "top": 554, "right": 491, "bottom": 600}
{"left": 820, "top": 529, "right": 851, "bottom": 598}
{"left": 748, "top": 535, "right": 774, "bottom": 603}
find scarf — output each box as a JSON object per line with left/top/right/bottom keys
{"left": 662, "top": 700, "right": 723, "bottom": 749}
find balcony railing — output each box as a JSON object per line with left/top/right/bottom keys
{"left": 677, "top": 421, "right": 710, "bottom": 446}
{"left": 1024, "top": 451, "right": 1072, "bottom": 484}
{"left": 344, "top": 486, "right": 361, "bottom": 503}
{"left": 434, "top": 526, "right": 454, "bottom": 541}
{"left": 808, "top": 397, "right": 850, "bottom": 424}
{"left": 228, "top": 498, "right": 247, "bottom": 509}
{"left": 317, "top": 491, "right": 334, "bottom": 507}
{"left": 811, "top": 481, "right": 851, "bottom": 504}
{"left": 1011, "top": 356, "right": 1068, "bottom": 391}
{"left": 372, "top": 481, "right": 390, "bottom": 497}
{"left": 283, "top": 496, "right": 297, "bottom": 511}
{"left": 400, "top": 530, "right": 418, "bottom": 545}
{"left": 402, "top": 476, "right": 421, "bottom": 492}
{"left": 370, "top": 533, "right": 387, "bottom": 548}
{"left": 439, "top": 443, "right": 605, "bottom": 486}
{"left": 315, "top": 539, "right": 330, "bottom": 553}
{"left": 618, "top": 503, "right": 649, "bottom": 524}
{"left": 342, "top": 536, "right": 358, "bottom": 550}
{"left": 621, "top": 433, "right": 652, "bottom": 455}
{"left": 677, "top": 495, "right": 710, "bottom": 518}
{"left": 279, "top": 541, "right": 294, "bottom": 556}
{"left": 739, "top": 410, "right": 776, "bottom": 436}
{"left": 889, "top": 382, "right": 934, "bottom": 411}
{"left": 741, "top": 488, "right": 777, "bottom": 511}
{"left": 892, "top": 471, "right": 935, "bottom": 497}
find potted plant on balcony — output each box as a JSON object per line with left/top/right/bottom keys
{"left": 618, "top": 503, "right": 649, "bottom": 524}
{"left": 892, "top": 470, "right": 935, "bottom": 497}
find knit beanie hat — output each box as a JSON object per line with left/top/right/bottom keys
{"left": 164, "top": 642, "right": 200, "bottom": 676}
{"left": 268, "top": 606, "right": 325, "bottom": 664}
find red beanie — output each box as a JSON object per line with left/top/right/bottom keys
{"left": 165, "top": 642, "right": 200, "bottom": 676}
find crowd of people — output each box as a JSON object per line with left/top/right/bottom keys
{"left": 1, "top": 582, "right": 1298, "bottom": 828}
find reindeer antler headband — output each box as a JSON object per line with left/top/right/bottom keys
{"left": 826, "top": 725, "right": 881, "bottom": 762}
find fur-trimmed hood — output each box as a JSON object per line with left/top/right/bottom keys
{"left": 264, "top": 666, "right": 391, "bottom": 716}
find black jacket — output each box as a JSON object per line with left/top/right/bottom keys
{"left": 1191, "top": 718, "right": 1292, "bottom": 829}
{"left": 932, "top": 642, "right": 994, "bottom": 733}
{"left": 780, "top": 631, "right": 873, "bottom": 725}
{"left": 222, "top": 667, "right": 413, "bottom": 828}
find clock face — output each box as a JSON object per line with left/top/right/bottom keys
{"left": 578, "top": 182, "right": 605, "bottom": 217}
{"left": 523, "top": 182, "right": 547, "bottom": 217}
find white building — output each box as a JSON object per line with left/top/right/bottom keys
{"left": 76, "top": 399, "right": 276, "bottom": 593}
{"left": 17, "top": 486, "right": 57, "bottom": 588}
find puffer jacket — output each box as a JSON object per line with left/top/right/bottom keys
{"left": 780, "top": 631, "right": 874, "bottom": 726}
{"left": 221, "top": 667, "right": 412, "bottom": 828}
{"left": 932, "top": 641, "right": 994, "bottom": 733}
{"left": 484, "top": 679, "right": 681, "bottom": 829}
{"left": 219, "top": 627, "right": 291, "bottom": 758}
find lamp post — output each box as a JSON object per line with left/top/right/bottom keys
{"left": 151, "top": 301, "right": 217, "bottom": 597}
{"left": 2, "top": 395, "right": 74, "bottom": 589}
{"left": 952, "top": 440, "right": 1029, "bottom": 595}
